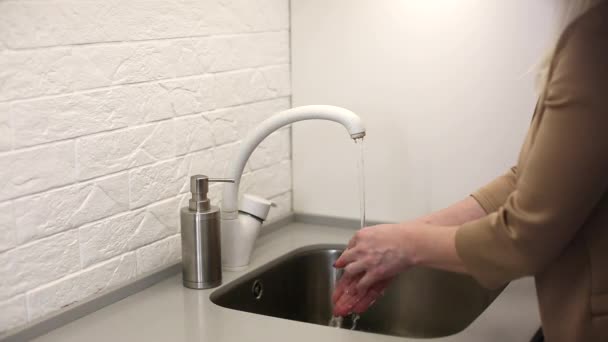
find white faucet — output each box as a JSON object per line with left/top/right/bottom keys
{"left": 220, "top": 105, "right": 366, "bottom": 271}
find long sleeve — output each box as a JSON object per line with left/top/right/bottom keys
{"left": 471, "top": 167, "right": 517, "bottom": 214}
{"left": 455, "top": 16, "right": 608, "bottom": 289}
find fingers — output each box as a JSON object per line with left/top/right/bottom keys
{"left": 344, "top": 261, "right": 367, "bottom": 276}
{"left": 331, "top": 275, "right": 347, "bottom": 304}
{"left": 333, "top": 274, "right": 364, "bottom": 316}
{"left": 333, "top": 302, "right": 353, "bottom": 317}
{"left": 352, "top": 279, "right": 390, "bottom": 314}
{"left": 351, "top": 294, "right": 376, "bottom": 314}
{"left": 334, "top": 234, "right": 359, "bottom": 268}
{"left": 334, "top": 247, "right": 358, "bottom": 268}
{"left": 333, "top": 277, "right": 391, "bottom": 316}
{"left": 356, "top": 270, "right": 382, "bottom": 294}
{"left": 347, "top": 235, "right": 358, "bottom": 249}
{"left": 333, "top": 283, "right": 365, "bottom": 316}
{"left": 332, "top": 272, "right": 358, "bottom": 304}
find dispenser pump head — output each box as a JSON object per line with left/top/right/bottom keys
{"left": 189, "top": 175, "right": 234, "bottom": 212}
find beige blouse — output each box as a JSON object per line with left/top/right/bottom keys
{"left": 455, "top": 3, "right": 608, "bottom": 341}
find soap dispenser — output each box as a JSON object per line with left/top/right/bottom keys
{"left": 181, "top": 175, "right": 233, "bottom": 289}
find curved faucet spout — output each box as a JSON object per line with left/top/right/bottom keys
{"left": 221, "top": 105, "right": 366, "bottom": 219}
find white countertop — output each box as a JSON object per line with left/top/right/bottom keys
{"left": 32, "top": 222, "right": 541, "bottom": 342}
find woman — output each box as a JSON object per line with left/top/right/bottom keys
{"left": 332, "top": 1, "right": 608, "bottom": 341}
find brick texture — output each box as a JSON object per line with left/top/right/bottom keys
{"left": 0, "top": 0, "right": 291, "bottom": 334}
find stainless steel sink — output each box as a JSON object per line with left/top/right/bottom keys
{"left": 210, "top": 244, "right": 503, "bottom": 339}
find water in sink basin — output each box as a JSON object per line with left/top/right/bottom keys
{"left": 328, "top": 315, "right": 343, "bottom": 328}
{"left": 210, "top": 245, "right": 503, "bottom": 338}
{"left": 328, "top": 313, "right": 360, "bottom": 330}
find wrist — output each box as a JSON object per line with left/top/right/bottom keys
{"left": 396, "top": 222, "right": 423, "bottom": 267}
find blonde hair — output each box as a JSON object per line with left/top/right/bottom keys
{"left": 537, "top": 0, "right": 603, "bottom": 91}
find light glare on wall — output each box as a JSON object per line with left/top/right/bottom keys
{"left": 397, "top": 0, "right": 474, "bottom": 16}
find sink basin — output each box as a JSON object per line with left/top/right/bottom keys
{"left": 211, "top": 244, "right": 503, "bottom": 339}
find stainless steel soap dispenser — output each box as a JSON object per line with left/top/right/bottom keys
{"left": 181, "top": 175, "right": 233, "bottom": 289}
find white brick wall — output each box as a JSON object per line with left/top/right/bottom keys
{"left": 0, "top": 0, "right": 292, "bottom": 334}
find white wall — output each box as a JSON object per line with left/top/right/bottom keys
{"left": 292, "top": 0, "right": 560, "bottom": 223}
{"left": 0, "top": 0, "right": 291, "bottom": 334}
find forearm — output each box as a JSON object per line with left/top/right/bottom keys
{"left": 394, "top": 197, "right": 486, "bottom": 274}
{"left": 414, "top": 196, "right": 487, "bottom": 226}
{"left": 403, "top": 223, "right": 468, "bottom": 274}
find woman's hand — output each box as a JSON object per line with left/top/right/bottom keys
{"left": 331, "top": 222, "right": 468, "bottom": 316}
{"left": 332, "top": 272, "right": 393, "bottom": 316}
{"left": 332, "top": 223, "right": 417, "bottom": 315}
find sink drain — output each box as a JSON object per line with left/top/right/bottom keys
{"left": 252, "top": 279, "right": 264, "bottom": 300}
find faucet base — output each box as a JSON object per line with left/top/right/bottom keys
{"left": 222, "top": 265, "right": 249, "bottom": 272}
{"left": 221, "top": 214, "right": 262, "bottom": 270}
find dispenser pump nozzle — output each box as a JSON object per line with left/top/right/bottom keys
{"left": 189, "top": 175, "right": 234, "bottom": 212}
